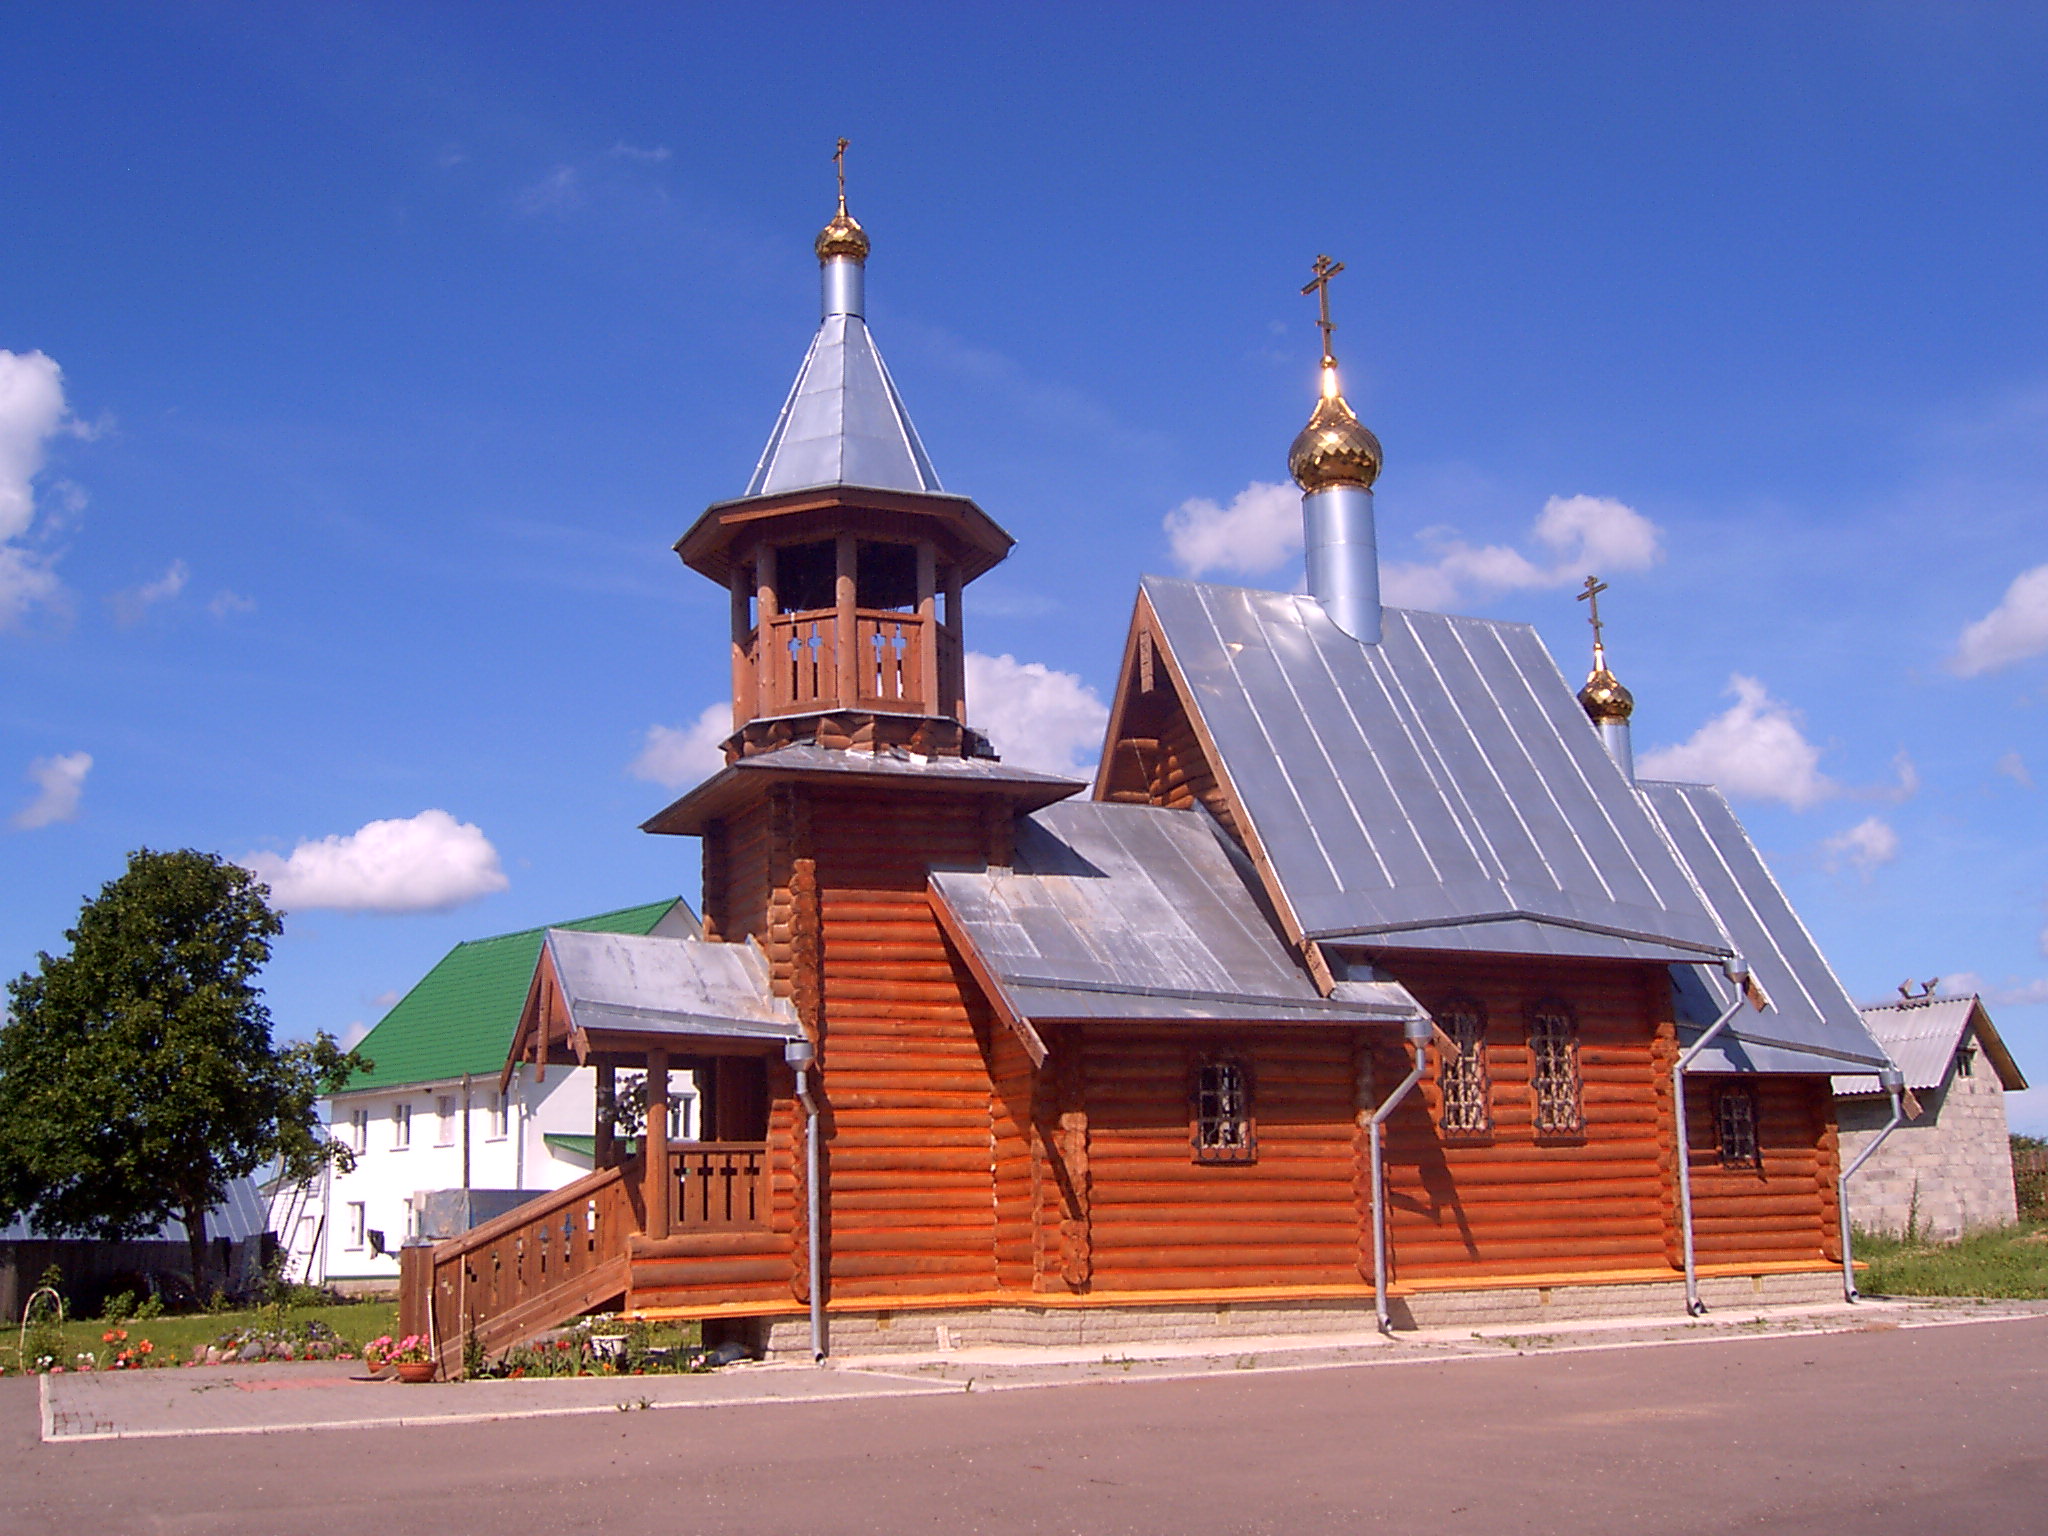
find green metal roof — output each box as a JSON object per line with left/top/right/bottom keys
{"left": 340, "top": 899, "right": 691, "bottom": 1093}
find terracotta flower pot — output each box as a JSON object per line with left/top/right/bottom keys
{"left": 395, "top": 1359, "right": 436, "bottom": 1384}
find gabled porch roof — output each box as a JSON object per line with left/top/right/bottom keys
{"left": 504, "top": 928, "right": 802, "bottom": 1087}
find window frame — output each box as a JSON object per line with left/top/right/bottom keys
{"left": 391, "top": 1101, "right": 412, "bottom": 1150}
{"left": 486, "top": 1092, "right": 509, "bottom": 1142}
{"left": 1526, "top": 998, "right": 1585, "bottom": 1138}
{"left": 344, "top": 1201, "right": 367, "bottom": 1251}
{"left": 1434, "top": 993, "right": 1493, "bottom": 1139}
{"left": 1190, "top": 1058, "right": 1257, "bottom": 1165}
{"left": 348, "top": 1107, "right": 369, "bottom": 1155}
{"left": 1716, "top": 1085, "right": 1761, "bottom": 1170}
{"left": 435, "top": 1094, "right": 457, "bottom": 1146}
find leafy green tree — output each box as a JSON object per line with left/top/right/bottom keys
{"left": 0, "top": 848, "right": 363, "bottom": 1290}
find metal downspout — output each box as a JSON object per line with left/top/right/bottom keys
{"left": 1675, "top": 955, "right": 1751, "bottom": 1316}
{"left": 1370, "top": 1015, "right": 1433, "bottom": 1333}
{"left": 1838, "top": 1065, "right": 1906, "bottom": 1303}
{"left": 786, "top": 1039, "right": 825, "bottom": 1361}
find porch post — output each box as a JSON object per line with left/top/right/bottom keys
{"left": 594, "top": 1060, "right": 616, "bottom": 1170}
{"left": 644, "top": 1051, "right": 671, "bottom": 1240}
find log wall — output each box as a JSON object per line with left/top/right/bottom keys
{"left": 1684, "top": 1075, "right": 1837, "bottom": 1264}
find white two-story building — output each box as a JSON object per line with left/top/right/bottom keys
{"left": 284, "top": 899, "right": 699, "bottom": 1292}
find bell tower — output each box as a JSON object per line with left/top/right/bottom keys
{"left": 674, "top": 144, "right": 1013, "bottom": 761}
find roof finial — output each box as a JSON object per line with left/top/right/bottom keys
{"left": 1288, "top": 253, "right": 1382, "bottom": 492}
{"left": 1576, "top": 574, "right": 1634, "bottom": 723}
{"left": 816, "top": 137, "right": 870, "bottom": 263}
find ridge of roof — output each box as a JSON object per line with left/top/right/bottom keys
{"left": 745, "top": 314, "right": 942, "bottom": 498}
{"left": 338, "top": 898, "right": 692, "bottom": 1093}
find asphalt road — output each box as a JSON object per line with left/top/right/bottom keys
{"left": 6, "top": 1317, "right": 2045, "bottom": 1535}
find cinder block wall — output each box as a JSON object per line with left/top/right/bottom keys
{"left": 1837, "top": 1040, "right": 2017, "bottom": 1238}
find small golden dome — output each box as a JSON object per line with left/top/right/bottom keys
{"left": 1578, "top": 664, "right": 1634, "bottom": 723}
{"left": 815, "top": 207, "right": 870, "bottom": 263}
{"left": 1289, "top": 385, "right": 1383, "bottom": 492}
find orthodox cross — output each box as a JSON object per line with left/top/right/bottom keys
{"left": 834, "top": 137, "right": 850, "bottom": 212}
{"left": 1301, "top": 253, "right": 1345, "bottom": 366}
{"left": 1577, "top": 575, "right": 1609, "bottom": 651}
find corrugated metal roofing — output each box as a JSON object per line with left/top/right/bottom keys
{"left": 745, "top": 314, "right": 942, "bottom": 498}
{"left": 1835, "top": 997, "right": 2028, "bottom": 1094}
{"left": 1636, "top": 781, "right": 1890, "bottom": 1075}
{"left": 341, "top": 899, "right": 693, "bottom": 1092}
{"left": 930, "top": 800, "right": 1425, "bottom": 1026}
{"left": 541, "top": 928, "right": 802, "bottom": 1044}
{"left": 0, "top": 1175, "right": 271, "bottom": 1244}
{"left": 1142, "top": 578, "right": 1730, "bottom": 962}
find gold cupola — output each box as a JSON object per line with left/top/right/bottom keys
{"left": 815, "top": 137, "right": 870, "bottom": 262}
{"left": 1288, "top": 254, "right": 1382, "bottom": 493}
{"left": 1574, "top": 576, "right": 1637, "bottom": 780}
{"left": 1577, "top": 660, "right": 1634, "bottom": 723}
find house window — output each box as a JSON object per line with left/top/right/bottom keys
{"left": 1957, "top": 1047, "right": 1976, "bottom": 1079}
{"left": 1717, "top": 1087, "right": 1760, "bottom": 1169}
{"left": 349, "top": 1108, "right": 369, "bottom": 1154}
{"left": 436, "top": 1095, "right": 456, "bottom": 1146}
{"left": 345, "top": 1202, "right": 366, "bottom": 1250}
{"left": 392, "top": 1102, "right": 412, "bottom": 1149}
{"left": 1436, "top": 995, "right": 1492, "bottom": 1137}
{"left": 1528, "top": 1000, "right": 1583, "bottom": 1135}
{"left": 487, "top": 1092, "right": 508, "bottom": 1141}
{"left": 1192, "top": 1060, "right": 1255, "bottom": 1164}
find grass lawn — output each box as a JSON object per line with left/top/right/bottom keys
{"left": 1856, "top": 1222, "right": 2048, "bottom": 1300}
{"left": 2, "top": 1299, "right": 398, "bottom": 1374}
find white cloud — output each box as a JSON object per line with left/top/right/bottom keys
{"left": 1939, "top": 970, "right": 2048, "bottom": 1007}
{"left": 241, "top": 809, "right": 508, "bottom": 914}
{"left": 339, "top": 1020, "right": 372, "bottom": 1050}
{"left": 966, "top": 652, "right": 1110, "bottom": 779}
{"left": 12, "top": 751, "right": 91, "bottom": 830}
{"left": 608, "top": 142, "right": 671, "bottom": 163}
{"left": 1163, "top": 481, "right": 1300, "bottom": 579}
{"left": 1883, "top": 750, "right": 1921, "bottom": 803}
{"left": 111, "top": 558, "right": 189, "bottom": 626}
{"left": 1997, "top": 750, "right": 2034, "bottom": 790}
{"left": 1382, "top": 494, "right": 1664, "bottom": 610}
{"left": 0, "top": 349, "right": 71, "bottom": 628}
{"left": 1637, "top": 674, "right": 1835, "bottom": 809}
{"left": 1822, "top": 815, "right": 1899, "bottom": 875}
{"left": 1948, "top": 562, "right": 2048, "bottom": 676}
{"left": 628, "top": 704, "right": 729, "bottom": 790}
{"left": 208, "top": 589, "right": 257, "bottom": 619}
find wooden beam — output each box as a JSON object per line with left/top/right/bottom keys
{"left": 834, "top": 533, "right": 858, "bottom": 706}
{"left": 644, "top": 1050, "right": 671, "bottom": 1241}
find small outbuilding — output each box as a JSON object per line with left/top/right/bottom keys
{"left": 1835, "top": 994, "right": 2028, "bottom": 1238}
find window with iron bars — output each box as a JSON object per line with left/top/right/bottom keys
{"left": 1527, "top": 1001, "right": 1583, "bottom": 1135}
{"left": 1192, "top": 1060, "right": 1255, "bottom": 1164}
{"left": 1436, "top": 996, "right": 1492, "bottom": 1136}
{"left": 1716, "top": 1086, "right": 1760, "bottom": 1168}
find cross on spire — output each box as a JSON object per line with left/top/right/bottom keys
{"left": 1301, "top": 253, "right": 1346, "bottom": 368}
{"left": 1577, "top": 575, "right": 1609, "bottom": 653}
{"left": 834, "top": 137, "right": 850, "bottom": 213}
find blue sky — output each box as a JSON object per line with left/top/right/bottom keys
{"left": 5, "top": 4, "right": 2047, "bottom": 1127}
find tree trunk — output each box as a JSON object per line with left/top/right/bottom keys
{"left": 185, "top": 1203, "right": 211, "bottom": 1298}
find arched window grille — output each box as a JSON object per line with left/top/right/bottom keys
{"left": 1716, "top": 1086, "right": 1760, "bottom": 1168}
{"left": 1191, "top": 1060, "right": 1255, "bottom": 1164}
{"left": 1527, "top": 1000, "right": 1583, "bottom": 1135}
{"left": 1436, "top": 995, "right": 1492, "bottom": 1136}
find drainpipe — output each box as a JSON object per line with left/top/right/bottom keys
{"left": 1838, "top": 1064, "right": 1906, "bottom": 1303}
{"left": 1369, "top": 1015, "right": 1433, "bottom": 1333}
{"left": 785, "top": 1038, "right": 825, "bottom": 1362}
{"left": 1675, "top": 954, "right": 1751, "bottom": 1317}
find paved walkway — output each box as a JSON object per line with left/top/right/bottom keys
{"left": 35, "top": 1293, "right": 2048, "bottom": 1441}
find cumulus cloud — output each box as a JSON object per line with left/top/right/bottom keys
{"left": 0, "top": 349, "right": 71, "bottom": 627}
{"left": 1822, "top": 815, "right": 1899, "bottom": 875}
{"left": 1939, "top": 970, "right": 2048, "bottom": 1007}
{"left": 1998, "top": 750, "right": 2034, "bottom": 790}
{"left": 1382, "top": 494, "right": 1664, "bottom": 610}
{"left": 1163, "top": 481, "right": 1300, "bottom": 579}
{"left": 12, "top": 751, "right": 91, "bottom": 829}
{"left": 628, "top": 704, "right": 729, "bottom": 790}
{"left": 1637, "top": 674, "right": 1835, "bottom": 809}
{"left": 111, "top": 559, "right": 189, "bottom": 627}
{"left": 967, "top": 652, "right": 1110, "bottom": 779}
{"left": 1948, "top": 563, "right": 2048, "bottom": 676}
{"left": 241, "top": 809, "right": 508, "bottom": 914}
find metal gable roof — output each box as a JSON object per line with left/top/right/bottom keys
{"left": 1836, "top": 997, "right": 2027, "bottom": 1094}
{"left": 1636, "top": 781, "right": 1891, "bottom": 1075}
{"left": 540, "top": 928, "right": 802, "bottom": 1046}
{"left": 1140, "top": 577, "right": 1731, "bottom": 962}
{"left": 745, "top": 314, "right": 942, "bottom": 498}
{"left": 929, "top": 800, "right": 1424, "bottom": 1028}
{"left": 340, "top": 899, "right": 693, "bottom": 1093}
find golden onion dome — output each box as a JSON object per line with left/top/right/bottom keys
{"left": 815, "top": 206, "right": 870, "bottom": 263}
{"left": 1578, "top": 662, "right": 1635, "bottom": 723}
{"left": 1288, "top": 380, "right": 1383, "bottom": 492}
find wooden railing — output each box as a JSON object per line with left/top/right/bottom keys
{"left": 672, "top": 1142, "right": 770, "bottom": 1232}
{"left": 404, "top": 1159, "right": 641, "bottom": 1371}
{"left": 755, "top": 608, "right": 933, "bottom": 716}
{"left": 765, "top": 611, "right": 836, "bottom": 712}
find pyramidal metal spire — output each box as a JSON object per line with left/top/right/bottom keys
{"left": 744, "top": 141, "right": 943, "bottom": 498}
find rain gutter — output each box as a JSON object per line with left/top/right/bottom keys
{"left": 1838, "top": 1065, "right": 1907, "bottom": 1304}
{"left": 1368, "top": 1015, "right": 1433, "bottom": 1333}
{"left": 786, "top": 1038, "right": 825, "bottom": 1360}
{"left": 1674, "top": 954, "right": 1751, "bottom": 1316}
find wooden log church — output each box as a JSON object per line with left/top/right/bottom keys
{"left": 401, "top": 166, "right": 1897, "bottom": 1366}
